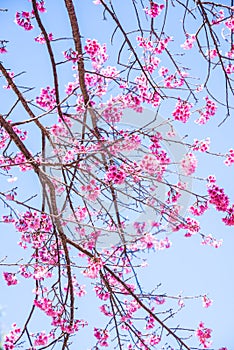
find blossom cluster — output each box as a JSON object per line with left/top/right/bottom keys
{"left": 144, "top": 2, "right": 164, "bottom": 18}
{"left": 195, "top": 322, "right": 212, "bottom": 348}
{"left": 172, "top": 98, "right": 193, "bottom": 123}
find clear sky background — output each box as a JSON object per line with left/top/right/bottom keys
{"left": 0, "top": 1, "right": 234, "bottom": 349}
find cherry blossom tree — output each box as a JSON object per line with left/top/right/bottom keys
{"left": 0, "top": 0, "right": 233, "bottom": 349}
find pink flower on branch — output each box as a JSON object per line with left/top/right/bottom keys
{"left": 15, "top": 11, "right": 34, "bottom": 31}
{"left": 195, "top": 322, "right": 212, "bottom": 348}
{"left": 3, "top": 272, "right": 18, "bottom": 286}
{"left": 172, "top": 98, "right": 193, "bottom": 123}
{"left": 144, "top": 2, "right": 164, "bottom": 18}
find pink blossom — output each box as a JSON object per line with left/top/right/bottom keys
{"left": 192, "top": 138, "right": 210, "bottom": 152}
{"left": 0, "top": 45, "right": 7, "bottom": 54}
{"left": 84, "top": 39, "right": 108, "bottom": 70}
{"left": 36, "top": 86, "right": 56, "bottom": 110}
{"left": 144, "top": 2, "right": 164, "bottom": 18}
{"left": 83, "top": 257, "right": 103, "bottom": 279}
{"left": 201, "top": 234, "right": 223, "bottom": 248}
{"left": 172, "top": 98, "right": 193, "bottom": 123}
{"left": 63, "top": 48, "right": 80, "bottom": 63}
{"left": 195, "top": 96, "right": 217, "bottom": 124}
{"left": 81, "top": 179, "right": 101, "bottom": 201}
{"left": 3, "top": 272, "right": 18, "bottom": 286}
{"left": 225, "top": 64, "right": 234, "bottom": 74}
{"left": 184, "top": 217, "right": 200, "bottom": 237}
{"left": 34, "top": 331, "right": 49, "bottom": 346}
{"left": 222, "top": 204, "right": 234, "bottom": 226}
{"left": 3, "top": 323, "right": 21, "bottom": 350}
{"left": 181, "top": 34, "right": 196, "bottom": 50}
{"left": 202, "top": 295, "right": 213, "bottom": 308}
{"left": 206, "top": 49, "right": 218, "bottom": 60}
{"left": 211, "top": 10, "right": 224, "bottom": 25}
{"left": 105, "top": 165, "right": 126, "bottom": 185}
{"left": 15, "top": 11, "right": 34, "bottom": 31}
{"left": 225, "top": 16, "right": 234, "bottom": 31}
{"left": 195, "top": 322, "right": 212, "bottom": 348}
{"left": 208, "top": 184, "right": 229, "bottom": 211}
{"left": 35, "top": 32, "right": 53, "bottom": 44}
{"left": 94, "top": 328, "right": 109, "bottom": 347}
{"left": 224, "top": 149, "right": 234, "bottom": 166}
{"left": 180, "top": 152, "right": 197, "bottom": 175}
{"left": 189, "top": 200, "right": 208, "bottom": 216}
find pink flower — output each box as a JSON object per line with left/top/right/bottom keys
{"left": 225, "top": 16, "right": 234, "bottom": 31}
{"left": 3, "top": 272, "right": 18, "bottom": 286}
{"left": 105, "top": 165, "right": 126, "bottom": 185}
{"left": 202, "top": 295, "right": 213, "bottom": 308}
{"left": 35, "top": 32, "right": 53, "bottom": 44}
{"left": 15, "top": 11, "right": 34, "bottom": 31}
{"left": 192, "top": 138, "right": 210, "bottom": 152}
{"left": 0, "top": 46, "right": 7, "bottom": 54}
{"left": 144, "top": 2, "right": 164, "bottom": 18}
{"left": 195, "top": 322, "right": 212, "bottom": 348}
{"left": 172, "top": 98, "right": 192, "bottom": 123}
{"left": 34, "top": 331, "right": 49, "bottom": 346}
{"left": 222, "top": 204, "right": 234, "bottom": 226}
{"left": 224, "top": 149, "right": 234, "bottom": 166}
{"left": 83, "top": 257, "right": 103, "bottom": 279}
{"left": 181, "top": 34, "right": 196, "bottom": 50}
{"left": 94, "top": 328, "right": 109, "bottom": 347}
{"left": 208, "top": 184, "right": 229, "bottom": 211}
{"left": 36, "top": 86, "right": 56, "bottom": 110}
{"left": 195, "top": 97, "right": 217, "bottom": 124}
{"left": 180, "top": 152, "right": 197, "bottom": 175}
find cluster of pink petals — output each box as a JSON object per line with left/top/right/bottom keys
{"left": 224, "top": 149, "right": 234, "bottom": 166}
{"left": 172, "top": 98, "right": 193, "bottom": 123}
{"left": 202, "top": 295, "right": 213, "bottom": 308}
{"left": 201, "top": 234, "right": 223, "bottom": 248}
{"left": 181, "top": 34, "right": 196, "bottom": 50}
{"left": 225, "top": 64, "right": 234, "bottom": 74}
{"left": 225, "top": 16, "right": 234, "bottom": 31}
{"left": 34, "top": 331, "right": 49, "bottom": 346}
{"left": 36, "top": 86, "right": 56, "bottom": 110}
{"left": 0, "top": 42, "right": 7, "bottom": 53}
{"left": 0, "top": 123, "right": 27, "bottom": 149}
{"left": 184, "top": 217, "right": 200, "bottom": 237}
{"left": 207, "top": 184, "right": 229, "bottom": 211}
{"left": 35, "top": 32, "right": 53, "bottom": 44}
{"left": 63, "top": 48, "right": 80, "bottom": 62}
{"left": 144, "top": 2, "right": 164, "bottom": 18}
{"left": 94, "top": 328, "right": 109, "bottom": 347}
{"left": 137, "top": 36, "right": 172, "bottom": 55}
{"left": 222, "top": 204, "right": 234, "bottom": 226}
{"left": 81, "top": 179, "right": 101, "bottom": 201}
{"left": 180, "top": 152, "right": 197, "bottom": 175}
{"left": 189, "top": 201, "right": 208, "bottom": 216}
{"left": 105, "top": 164, "right": 126, "bottom": 184}
{"left": 206, "top": 49, "right": 218, "bottom": 60}
{"left": 211, "top": 10, "right": 224, "bottom": 25}
{"left": 84, "top": 38, "right": 108, "bottom": 70}
{"left": 3, "top": 323, "right": 21, "bottom": 350}
{"left": 94, "top": 285, "right": 110, "bottom": 300}
{"left": 83, "top": 257, "right": 103, "bottom": 279}
{"left": 195, "top": 322, "right": 212, "bottom": 348}
{"left": 3, "top": 272, "right": 18, "bottom": 286}
{"left": 192, "top": 137, "right": 210, "bottom": 152}
{"left": 195, "top": 96, "right": 217, "bottom": 125}
{"left": 15, "top": 11, "right": 34, "bottom": 31}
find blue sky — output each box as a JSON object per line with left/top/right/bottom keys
{"left": 0, "top": 1, "right": 234, "bottom": 349}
